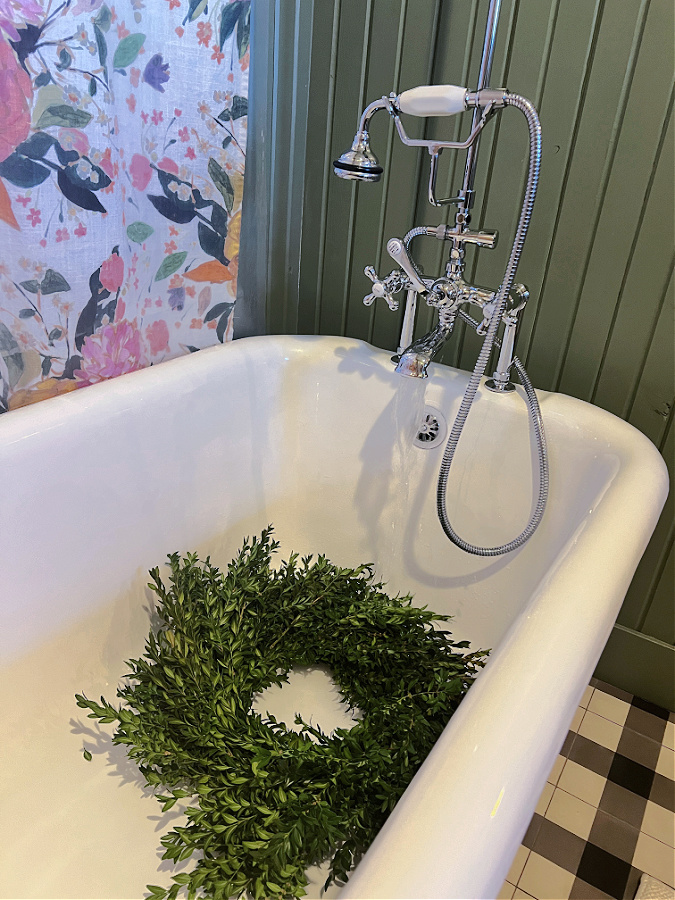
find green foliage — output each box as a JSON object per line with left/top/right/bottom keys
{"left": 76, "top": 528, "right": 487, "bottom": 899}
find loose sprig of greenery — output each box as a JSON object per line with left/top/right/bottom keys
{"left": 76, "top": 527, "right": 487, "bottom": 900}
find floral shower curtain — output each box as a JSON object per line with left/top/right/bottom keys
{"left": 0, "top": 0, "right": 249, "bottom": 412}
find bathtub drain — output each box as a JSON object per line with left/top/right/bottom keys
{"left": 414, "top": 406, "right": 447, "bottom": 449}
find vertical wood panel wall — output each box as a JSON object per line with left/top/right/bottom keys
{"left": 249, "top": 0, "right": 674, "bottom": 708}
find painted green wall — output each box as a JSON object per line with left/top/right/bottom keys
{"left": 245, "top": 0, "right": 674, "bottom": 709}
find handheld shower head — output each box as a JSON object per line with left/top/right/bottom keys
{"left": 333, "top": 130, "right": 382, "bottom": 182}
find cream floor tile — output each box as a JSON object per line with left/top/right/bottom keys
{"left": 656, "top": 744, "right": 675, "bottom": 780}
{"left": 588, "top": 690, "right": 630, "bottom": 726}
{"left": 641, "top": 800, "right": 675, "bottom": 849}
{"left": 506, "top": 844, "right": 530, "bottom": 885}
{"left": 535, "top": 782, "right": 555, "bottom": 816}
{"left": 578, "top": 709, "right": 623, "bottom": 751}
{"left": 664, "top": 721, "right": 675, "bottom": 752}
{"left": 547, "top": 754, "right": 566, "bottom": 786}
{"left": 545, "top": 787, "right": 597, "bottom": 841}
{"left": 570, "top": 705, "right": 585, "bottom": 732}
{"left": 633, "top": 831, "right": 675, "bottom": 888}
{"left": 557, "top": 759, "right": 607, "bottom": 807}
{"left": 497, "top": 880, "right": 516, "bottom": 899}
{"left": 513, "top": 890, "right": 537, "bottom": 899}
{"left": 519, "top": 852, "right": 576, "bottom": 900}
{"left": 580, "top": 685, "right": 594, "bottom": 709}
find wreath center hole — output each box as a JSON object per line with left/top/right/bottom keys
{"left": 252, "top": 664, "right": 361, "bottom": 741}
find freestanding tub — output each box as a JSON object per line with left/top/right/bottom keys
{"left": 0, "top": 335, "right": 668, "bottom": 899}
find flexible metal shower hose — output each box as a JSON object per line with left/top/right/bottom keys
{"left": 437, "top": 94, "right": 547, "bottom": 555}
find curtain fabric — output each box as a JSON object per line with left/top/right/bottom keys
{"left": 0, "top": 0, "right": 249, "bottom": 412}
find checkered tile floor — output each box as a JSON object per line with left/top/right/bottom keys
{"left": 499, "top": 679, "right": 675, "bottom": 900}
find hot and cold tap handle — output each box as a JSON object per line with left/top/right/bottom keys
{"left": 386, "top": 238, "right": 427, "bottom": 293}
{"left": 397, "top": 85, "right": 468, "bottom": 117}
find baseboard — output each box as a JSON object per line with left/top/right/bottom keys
{"left": 595, "top": 624, "right": 675, "bottom": 713}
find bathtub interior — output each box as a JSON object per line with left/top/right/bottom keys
{"left": 0, "top": 338, "right": 633, "bottom": 899}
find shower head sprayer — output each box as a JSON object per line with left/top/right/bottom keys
{"left": 333, "top": 86, "right": 506, "bottom": 187}
{"left": 333, "top": 130, "right": 383, "bottom": 182}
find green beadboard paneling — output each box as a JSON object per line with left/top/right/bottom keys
{"left": 250, "top": 0, "right": 674, "bottom": 707}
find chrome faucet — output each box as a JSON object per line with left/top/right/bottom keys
{"left": 362, "top": 223, "right": 528, "bottom": 389}
{"left": 334, "top": 84, "right": 530, "bottom": 391}
{"left": 332, "top": 0, "right": 549, "bottom": 557}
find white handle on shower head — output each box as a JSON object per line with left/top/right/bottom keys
{"left": 397, "top": 85, "right": 468, "bottom": 117}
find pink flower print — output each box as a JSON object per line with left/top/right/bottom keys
{"left": 174, "top": 108, "right": 181, "bottom": 117}
{"left": 0, "top": 0, "right": 42, "bottom": 41}
{"left": 57, "top": 128, "right": 90, "bottom": 155}
{"left": 140, "top": 110, "right": 148, "bottom": 124}
{"left": 157, "top": 155, "right": 178, "bottom": 175}
{"left": 211, "top": 44, "right": 224, "bottom": 65}
{"left": 0, "top": 39, "right": 33, "bottom": 163}
{"left": 114, "top": 297, "right": 126, "bottom": 321}
{"left": 26, "top": 207, "right": 41, "bottom": 226}
{"left": 185, "top": 146, "right": 195, "bottom": 160}
{"left": 190, "top": 318, "right": 203, "bottom": 329}
{"left": 178, "top": 126, "right": 189, "bottom": 142}
{"left": 99, "top": 251, "right": 124, "bottom": 291}
{"left": 125, "top": 93, "right": 136, "bottom": 113}
{"left": 145, "top": 318, "right": 169, "bottom": 354}
{"left": 164, "top": 0, "right": 179, "bottom": 9}
{"left": 129, "top": 153, "right": 152, "bottom": 190}
{"left": 196, "top": 21, "right": 212, "bottom": 46}
{"left": 15, "top": 194, "right": 30, "bottom": 207}
{"left": 70, "top": 0, "right": 104, "bottom": 16}
{"left": 74, "top": 222, "right": 87, "bottom": 237}
{"left": 55, "top": 227, "right": 70, "bottom": 242}
{"left": 98, "top": 147, "right": 115, "bottom": 179}
{"left": 130, "top": 66, "right": 141, "bottom": 87}
{"left": 74, "top": 320, "right": 148, "bottom": 385}
{"left": 151, "top": 109, "right": 163, "bottom": 126}
{"left": 164, "top": 240, "right": 177, "bottom": 254}
{"left": 117, "top": 20, "right": 129, "bottom": 38}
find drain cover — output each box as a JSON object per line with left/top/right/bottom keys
{"left": 414, "top": 406, "right": 447, "bottom": 449}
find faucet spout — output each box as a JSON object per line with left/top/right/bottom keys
{"left": 394, "top": 314, "right": 456, "bottom": 378}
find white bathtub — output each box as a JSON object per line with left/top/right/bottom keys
{"left": 0, "top": 335, "right": 668, "bottom": 899}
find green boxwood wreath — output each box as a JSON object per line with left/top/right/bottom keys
{"left": 76, "top": 527, "right": 487, "bottom": 900}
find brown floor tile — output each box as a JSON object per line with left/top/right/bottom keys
{"left": 617, "top": 727, "right": 663, "bottom": 771}
{"left": 561, "top": 729, "right": 576, "bottom": 758}
{"left": 569, "top": 733, "right": 615, "bottom": 778}
{"left": 650, "top": 772, "right": 675, "bottom": 813}
{"left": 532, "top": 816, "right": 586, "bottom": 873}
{"left": 599, "top": 781, "right": 648, "bottom": 830}
{"left": 624, "top": 706, "right": 668, "bottom": 743}
{"left": 587, "top": 810, "right": 640, "bottom": 863}
{"left": 622, "top": 868, "right": 644, "bottom": 900}
{"left": 569, "top": 876, "right": 613, "bottom": 899}
{"left": 522, "top": 812, "right": 545, "bottom": 850}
